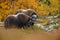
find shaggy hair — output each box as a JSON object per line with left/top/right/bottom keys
{"left": 15, "top": 9, "right": 38, "bottom": 26}
{"left": 4, "top": 13, "right": 31, "bottom": 29}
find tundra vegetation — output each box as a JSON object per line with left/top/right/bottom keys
{"left": 0, "top": 0, "right": 59, "bottom": 31}
{"left": 0, "top": 0, "right": 60, "bottom": 40}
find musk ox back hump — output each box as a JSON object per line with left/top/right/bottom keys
{"left": 15, "top": 9, "right": 38, "bottom": 18}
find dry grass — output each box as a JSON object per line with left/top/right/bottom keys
{"left": 0, "top": 26, "right": 60, "bottom": 40}
{"left": 0, "top": 18, "right": 60, "bottom": 40}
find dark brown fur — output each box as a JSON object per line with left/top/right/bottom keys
{"left": 15, "top": 9, "right": 38, "bottom": 26}
{"left": 4, "top": 13, "right": 31, "bottom": 29}
{"left": 15, "top": 9, "right": 37, "bottom": 17}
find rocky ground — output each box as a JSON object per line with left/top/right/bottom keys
{"left": 35, "top": 15, "right": 60, "bottom": 31}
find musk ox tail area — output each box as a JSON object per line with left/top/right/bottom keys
{"left": 4, "top": 15, "right": 18, "bottom": 29}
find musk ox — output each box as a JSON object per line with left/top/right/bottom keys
{"left": 15, "top": 9, "right": 37, "bottom": 17}
{"left": 4, "top": 13, "right": 31, "bottom": 29}
{"left": 15, "top": 9, "right": 38, "bottom": 26}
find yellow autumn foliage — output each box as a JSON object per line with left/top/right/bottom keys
{"left": 0, "top": 0, "right": 60, "bottom": 21}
